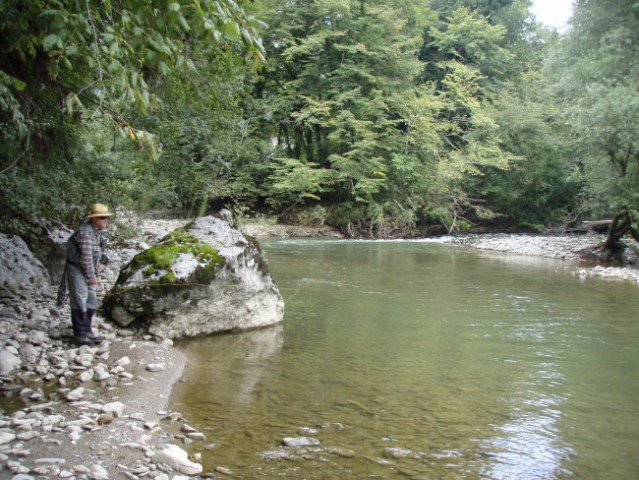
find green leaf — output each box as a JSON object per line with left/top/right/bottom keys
{"left": 223, "top": 22, "right": 240, "bottom": 40}
{"left": 43, "top": 34, "right": 60, "bottom": 51}
{"left": 107, "top": 60, "right": 121, "bottom": 73}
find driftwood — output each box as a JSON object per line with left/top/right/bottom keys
{"left": 582, "top": 220, "right": 612, "bottom": 228}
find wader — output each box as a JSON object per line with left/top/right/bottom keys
{"left": 65, "top": 222, "right": 105, "bottom": 345}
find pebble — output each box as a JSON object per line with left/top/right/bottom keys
{"left": 16, "top": 431, "right": 40, "bottom": 441}
{"left": 151, "top": 444, "right": 203, "bottom": 475}
{"left": 0, "top": 432, "right": 17, "bottom": 444}
{"left": 102, "top": 401, "right": 125, "bottom": 417}
{"left": 66, "top": 387, "right": 85, "bottom": 401}
{"left": 28, "top": 331, "right": 47, "bottom": 345}
{"left": 34, "top": 457, "right": 66, "bottom": 465}
{"left": 384, "top": 447, "right": 413, "bottom": 459}
{"left": 113, "top": 356, "right": 131, "bottom": 367}
{"left": 94, "top": 368, "right": 111, "bottom": 381}
{"left": 97, "top": 412, "right": 114, "bottom": 425}
{"left": 215, "top": 466, "right": 234, "bottom": 476}
{"left": 145, "top": 363, "right": 165, "bottom": 372}
{"left": 89, "top": 464, "right": 109, "bottom": 479}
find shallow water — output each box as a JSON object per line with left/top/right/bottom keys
{"left": 172, "top": 239, "right": 639, "bottom": 479}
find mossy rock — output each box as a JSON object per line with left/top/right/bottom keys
{"left": 127, "top": 229, "right": 225, "bottom": 284}
{"left": 105, "top": 214, "right": 285, "bottom": 337}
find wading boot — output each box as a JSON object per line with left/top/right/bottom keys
{"left": 71, "top": 309, "right": 93, "bottom": 346}
{"left": 84, "top": 309, "right": 103, "bottom": 345}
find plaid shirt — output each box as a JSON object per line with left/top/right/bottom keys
{"left": 75, "top": 224, "right": 101, "bottom": 281}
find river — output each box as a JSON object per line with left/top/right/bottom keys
{"left": 171, "top": 239, "right": 639, "bottom": 479}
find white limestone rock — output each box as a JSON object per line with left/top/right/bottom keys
{"left": 101, "top": 402, "right": 125, "bottom": 417}
{"left": 105, "top": 212, "right": 284, "bottom": 339}
{"left": 0, "top": 349, "right": 22, "bottom": 374}
{"left": 150, "top": 444, "right": 203, "bottom": 475}
{"left": 0, "top": 234, "right": 50, "bottom": 293}
{"left": 282, "top": 436, "right": 321, "bottom": 447}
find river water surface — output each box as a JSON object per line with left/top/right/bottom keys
{"left": 171, "top": 239, "right": 639, "bottom": 479}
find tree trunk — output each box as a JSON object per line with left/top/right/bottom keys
{"left": 604, "top": 212, "right": 630, "bottom": 251}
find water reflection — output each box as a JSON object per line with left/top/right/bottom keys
{"left": 478, "top": 352, "right": 573, "bottom": 479}
{"left": 175, "top": 325, "right": 283, "bottom": 409}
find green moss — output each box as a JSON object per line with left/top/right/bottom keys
{"left": 128, "top": 230, "right": 225, "bottom": 283}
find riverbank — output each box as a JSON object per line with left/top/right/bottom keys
{"left": 0, "top": 283, "right": 203, "bottom": 479}
{"left": 1, "top": 220, "right": 638, "bottom": 479}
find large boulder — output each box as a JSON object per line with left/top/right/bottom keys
{"left": 0, "top": 234, "right": 50, "bottom": 294}
{"left": 104, "top": 214, "right": 284, "bottom": 339}
{"left": 23, "top": 222, "right": 73, "bottom": 285}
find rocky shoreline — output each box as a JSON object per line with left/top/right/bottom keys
{"left": 1, "top": 221, "right": 638, "bottom": 480}
{"left": 0, "top": 283, "right": 207, "bottom": 479}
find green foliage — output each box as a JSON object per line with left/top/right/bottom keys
{"left": 292, "top": 205, "right": 329, "bottom": 227}
{"left": 0, "top": 0, "right": 264, "bottom": 135}
{"left": 1, "top": 0, "right": 602, "bottom": 239}
{"left": 0, "top": 0, "right": 264, "bottom": 235}
{"left": 547, "top": 0, "right": 639, "bottom": 244}
{"left": 469, "top": 76, "right": 578, "bottom": 225}
{"left": 428, "top": 7, "right": 514, "bottom": 89}
{"left": 240, "top": 0, "right": 528, "bottom": 234}
{"left": 267, "top": 158, "right": 336, "bottom": 207}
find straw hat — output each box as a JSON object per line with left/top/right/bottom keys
{"left": 86, "top": 203, "right": 113, "bottom": 219}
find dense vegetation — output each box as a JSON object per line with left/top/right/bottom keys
{"left": 1, "top": 0, "right": 638, "bottom": 246}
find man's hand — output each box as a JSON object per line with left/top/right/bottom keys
{"left": 89, "top": 278, "right": 100, "bottom": 286}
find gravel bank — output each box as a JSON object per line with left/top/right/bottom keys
{"left": 447, "top": 233, "right": 639, "bottom": 284}
{"left": 0, "top": 215, "right": 212, "bottom": 480}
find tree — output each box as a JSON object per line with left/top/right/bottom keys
{"left": 0, "top": 0, "right": 264, "bottom": 137}
{"left": 547, "top": 0, "right": 639, "bottom": 249}
{"left": 0, "top": 0, "right": 264, "bottom": 232}
{"left": 248, "top": 0, "right": 430, "bottom": 231}
{"left": 241, "top": 0, "right": 517, "bottom": 235}
{"left": 471, "top": 73, "right": 578, "bottom": 228}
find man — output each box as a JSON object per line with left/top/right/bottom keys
{"left": 65, "top": 203, "right": 111, "bottom": 345}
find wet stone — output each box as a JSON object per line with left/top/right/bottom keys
{"left": 383, "top": 447, "right": 413, "bottom": 459}
{"left": 282, "top": 437, "right": 321, "bottom": 448}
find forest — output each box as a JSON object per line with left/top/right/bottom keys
{"left": 1, "top": 0, "right": 638, "bottom": 248}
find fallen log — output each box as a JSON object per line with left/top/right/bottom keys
{"left": 583, "top": 220, "right": 612, "bottom": 233}
{"left": 582, "top": 220, "right": 612, "bottom": 227}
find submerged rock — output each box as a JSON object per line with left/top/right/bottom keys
{"left": 282, "top": 436, "right": 321, "bottom": 447}
{"left": 104, "top": 213, "right": 284, "bottom": 339}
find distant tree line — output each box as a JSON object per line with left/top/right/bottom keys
{"left": 1, "top": 0, "right": 637, "bottom": 246}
